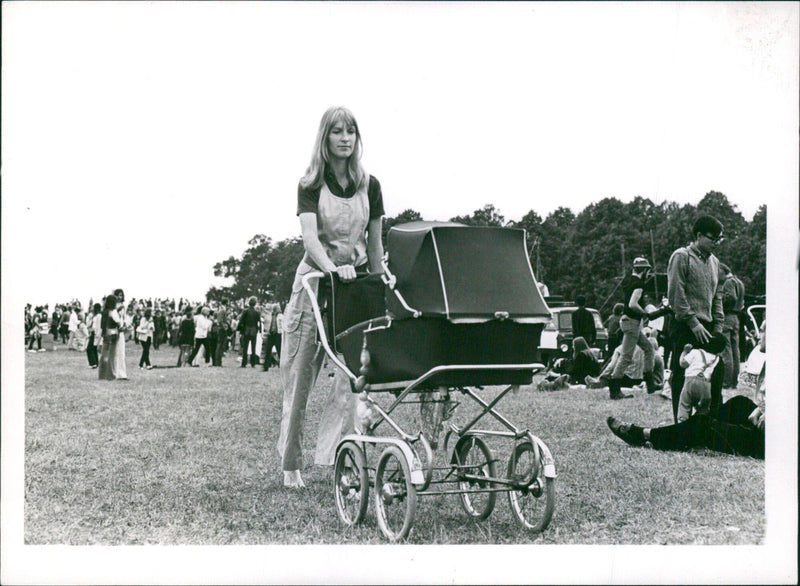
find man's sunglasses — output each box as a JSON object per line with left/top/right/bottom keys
{"left": 702, "top": 233, "right": 724, "bottom": 244}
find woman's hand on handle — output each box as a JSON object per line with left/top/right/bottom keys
{"left": 335, "top": 264, "right": 357, "bottom": 282}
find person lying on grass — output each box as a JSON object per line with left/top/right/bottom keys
{"left": 607, "top": 326, "right": 765, "bottom": 459}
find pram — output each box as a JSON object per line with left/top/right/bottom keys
{"left": 301, "top": 221, "right": 557, "bottom": 541}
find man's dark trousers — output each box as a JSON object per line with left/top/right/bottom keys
{"left": 669, "top": 318, "right": 725, "bottom": 423}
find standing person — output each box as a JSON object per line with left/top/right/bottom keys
{"left": 571, "top": 295, "right": 596, "bottom": 347}
{"left": 27, "top": 307, "right": 44, "bottom": 352}
{"left": 278, "top": 106, "right": 385, "bottom": 488}
{"left": 87, "top": 303, "right": 102, "bottom": 368}
{"left": 666, "top": 215, "right": 725, "bottom": 422}
{"left": 188, "top": 306, "right": 213, "bottom": 367}
{"left": 58, "top": 306, "right": 71, "bottom": 344}
{"left": 111, "top": 288, "right": 129, "bottom": 380}
{"left": 50, "top": 305, "right": 62, "bottom": 341}
{"left": 176, "top": 307, "right": 195, "bottom": 367}
{"left": 66, "top": 306, "right": 80, "bottom": 350}
{"left": 239, "top": 297, "right": 261, "bottom": 368}
{"left": 153, "top": 309, "right": 167, "bottom": 350}
{"left": 98, "top": 294, "right": 120, "bottom": 380}
{"left": 607, "top": 257, "right": 670, "bottom": 400}
{"left": 212, "top": 300, "right": 229, "bottom": 367}
{"left": 261, "top": 302, "right": 282, "bottom": 372}
{"left": 719, "top": 263, "right": 746, "bottom": 389}
{"left": 137, "top": 309, "right": 155, "bottom": 369}
{"left": 604, "top": 303, "right": 624, "bottom": 357}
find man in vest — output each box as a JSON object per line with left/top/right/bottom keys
{"left": 719, "top": 262, "right": 746, "bottom": 389}
{"left": 666, "top": 215, "right": 726, "bottom": 423}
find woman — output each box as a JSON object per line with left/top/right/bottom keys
{"left": 87, "top": 303, "right": 102, "bottom": 369}
{"left": 111, "top": 288, "right": 129, "bottom": 380}
{"left": 278, "top": 106, "right": 385, "bottom": 488}
{"left": 137, "top": 308, "right": 155, "bottom": 369}
{"left": 98, "top": 295, "right": 120, "bottom": 380}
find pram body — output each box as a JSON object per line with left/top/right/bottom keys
{"left": 303, "top": 221, "right": 557, "bottom": 541}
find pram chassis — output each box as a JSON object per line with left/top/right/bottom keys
{"left": 302, "top": 270, "right": 557, "bottom": 542}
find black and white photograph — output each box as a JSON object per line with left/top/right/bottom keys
{"left": 2, "top": 2, "right": 797, "bottom": 584}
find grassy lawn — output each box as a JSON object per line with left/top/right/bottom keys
{"left": 24, "top": 341, "right": 764, "bottom": 545}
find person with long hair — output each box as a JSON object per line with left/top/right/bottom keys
{"left": 277, "top": 106, "right": 385, "bottom": 488}
{"left": 111, "top": 288, "right": 129, "bottom": 380}
{"left": 137, "top": 308, "right": 155, "bottom": 369}
{"left": 98, "top": 294, "right": 119, "bottom": 380}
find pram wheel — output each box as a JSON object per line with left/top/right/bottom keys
{"left": 507, "top": 441, "right": 555, "bottom": 532}
{"left": 374, "top": 445, "right": 417, "bottom": 542}
{"left": 334, "top": 441, "right": 369, "bottom": 526}
{"left": 453, "top": 435, "right": 497, "bottom": 520}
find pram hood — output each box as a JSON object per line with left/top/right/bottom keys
{"left": 386, "top": 221, "right": 552, "bottom": 324}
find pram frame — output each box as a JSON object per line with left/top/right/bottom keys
{"left": 301, "top": 269, "right": 556, "bottom": 542}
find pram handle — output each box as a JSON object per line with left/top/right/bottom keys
{"left": 300, "top": 271, "right": 359, "bottom": 383}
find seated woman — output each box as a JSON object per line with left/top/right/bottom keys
{"left": 607, "top": 324, "right": 766, "bottom": 459}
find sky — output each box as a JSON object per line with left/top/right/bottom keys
{"left": 3, "top": 1, "right": 798, "bottom": 307}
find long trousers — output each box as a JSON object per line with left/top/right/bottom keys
{"left": 610, "top": 315, "right": 654, "bottom": 380}
{"left": 28, "top": 332, "right": 42, "bottom": 350}
{"left": 139, "top": 338, "right": 152, "bottom": 367}
{"left": 241, "top": 334, "right": 258, "bottom": 366}
{"left": 213, "top": 331, "right": 226, "bottom": 366}
{"left": 650, "top": 395, "right": 763, "bottom": 458}
{"left": 86, "top": 333, "right": 98, "bottom": 366}
{"left": 189, "top": 337, "right": 210, "bottom": 365}
{"left": 669, "top": 319, "right": 725, "bottom": 423}
{"left": 261, "top": 331, "right": 282, "bottom": 368}
{"left": 278, "top": 263, "right": 356, "bottom": 471}
{"left": 721, "top": 314, "right": 741, "bottom": 387}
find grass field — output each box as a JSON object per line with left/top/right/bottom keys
{"left": 24, "top": 341, "right": 765, "bottom": 545}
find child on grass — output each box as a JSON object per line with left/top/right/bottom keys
{"left": 676, "top": 332, "right": 727, "bottom": 423}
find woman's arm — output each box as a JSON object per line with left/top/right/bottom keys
{"left": 628, "top": 287, "right": 646, "bottom": 316}
{"left": 366, "top": 217, "right": 384, "bottom": 273}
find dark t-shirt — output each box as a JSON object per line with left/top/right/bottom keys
{"left": 622, "top": 274, "right": 646, "bottom": 319}
{"left": 297, "top": 168, "right": 385, "bottom": 219}
{"left": 572, "top": 307, "right": 596, "bottom": 345}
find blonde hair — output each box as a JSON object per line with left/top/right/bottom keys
{"left": 300, "top": 106, "right": 365, "bottom": 191}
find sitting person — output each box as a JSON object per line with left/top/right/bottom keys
{"left": 676, "top": 332, "right": 727, "bottom": 423}
{"left": 569, "top": 336, "right": 601, "bottom": 384}
{"left": 586, "top": 344, "right": 645, "bottom": 391}
{"left": 607, "top": 325, "right": 765, "bottom": 459}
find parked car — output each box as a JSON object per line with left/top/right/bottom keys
{"left": 538, "top": 297, "right": 608, "bottom": 366}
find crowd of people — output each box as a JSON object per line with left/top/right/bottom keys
{"left": 24, "top": 294, "right": 285, "bottom": 375}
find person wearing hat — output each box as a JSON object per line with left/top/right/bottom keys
{"left": 666, "top": 215, "right": 726, "bottom": 422}
{"left": 607, "top": 256, "right": 671, "bottom": 399}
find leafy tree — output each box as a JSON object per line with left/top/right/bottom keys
{"left": 450, "top": 204, "right": 506, "bottom": 227}
{"left": 382, "top": 208, "right": 424, "bottom": 246}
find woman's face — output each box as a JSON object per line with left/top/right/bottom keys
{"left": 326, "top": 120, "right": 357, "bottom": 161}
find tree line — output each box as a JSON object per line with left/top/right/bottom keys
{"left": 207, "top": 191, "right": 766, "bottom": 314}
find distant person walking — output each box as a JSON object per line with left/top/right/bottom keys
{"left": 188, "top": 306, "right": 213, "bottom": 367}
{"left": 666, "top": 215, "right": 725, "bottom": 422}
{"left": 571, "top": 295, "right": 596, "bottom": 347}
{"left": 261, "top": 303, "right": 282, "bottom": 371}
{"left": 212, "top": 300, "right": 229, "bottom": 367}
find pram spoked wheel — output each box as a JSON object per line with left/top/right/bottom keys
{"left": 453, "top": 435, "right": 497, "bottom": 520}
{"left": 333, "top": 441, "right": 369, "bottom": 526}
{"left": 374, "top": 445, "right": 418, "bottom": 542}
{"left": 507, "top": 440, "right": 555, "bottom": 531}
